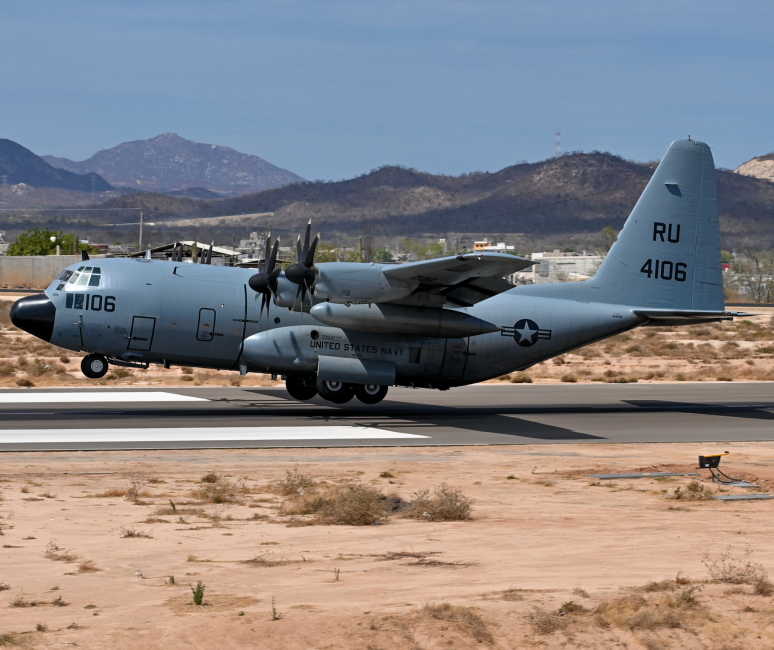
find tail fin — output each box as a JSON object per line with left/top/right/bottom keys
{"left": 589, "top": 139, "right": 723, "bottom": 310}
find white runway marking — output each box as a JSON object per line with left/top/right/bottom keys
{"left": 0, "top": 392, "right": 207, "bottom": 404}
{"left": 0, "top": 427, "right": 429, "bottom": 444}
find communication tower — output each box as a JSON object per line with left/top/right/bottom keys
{"left": 554, "top": 131, "right": 562, "bottom": 158}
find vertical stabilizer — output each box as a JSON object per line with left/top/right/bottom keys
{"left": 585, "top": 139, "right": 723, "bottom": 309}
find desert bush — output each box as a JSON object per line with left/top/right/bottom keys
{"left": 0, "top": 363, "right": 14, "bottom": 376}
{"left": 197, "top": 475, "right": 243, "bottom": 503}
{"left": 59, "top": 355, "right": 70, "bottom": 364}
{"left": 283, "top": 483, "right": 397, "bottom": 525}
{"left": 276, "top": 466, "right": 317, "bottom": 495}
{"left": 593, "top": 587, "right": 702, "bottom": 630}
{"left": 510, "top": 373, "right": 533, "bottom": 383}
{"left": 406, "top": 482, "right": 473, "bottom": 521}
{"left": 424, "top": 603, "right": 493, "bottom": 644}
{"left": 528, "top": 607, "right": 567, "bottom": 634}
{"left": 560, "top": 373, "right": 577, "bottom": 383}
{"left": 201, "top": 472, "right": 219, "bottom": 483}
{"left": 16, "top": 378, "right": 34, "bottom": 387}
{"left": 703, "top": 546, "right": 768, "bottom": 584}
{"left": 181, "top": 367, "right": 193, "bottom": 374}
{"left": 78, "top": 560, "right": 100, "bottom": 573}
{"left": 111, "top": 368, "right": 132, "bottom": 379}
{"left": 191, "top": 580, "right": 205, "bottom": 605}
{"left": 118, "top": 526, "right": 152, "bottom": 538}
{"left": 753, "top": 577, "right": 774, "bottom": 596}
{"left": 663, "top": 481, "right": 713, "bottom": 501}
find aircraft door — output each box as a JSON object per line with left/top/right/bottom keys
{"left": 128, "top": 316, "right": 156, "bottom": 351}
{"left": 440, "top": 338, "right": 468, "bottom": 379}
{"left": 197, "top": 309, "right": 216, "bottom": 341}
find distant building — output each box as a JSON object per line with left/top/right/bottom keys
{"left": 0, "top": 232, "right": 8, "bottom": 256}
{"left": 474, "top": 241, "right": 515, "bottom": 252}
{"left": 509, "top": 249, "right": 603, "bottom": 284}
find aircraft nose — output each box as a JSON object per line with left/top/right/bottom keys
{"left": 10, "top": 294, "right": 57, "bottom": 342}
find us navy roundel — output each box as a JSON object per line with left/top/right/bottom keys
{"left": 503, "top": 319, "right": 552, "bottom": 347}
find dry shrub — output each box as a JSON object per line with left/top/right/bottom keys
{"left": 424, "top": 603, "right": 493, "bottom": 644}
{"left": 44, "top": 541, "right": 78, "bottom": 563}
{"left": 528, "top": 607, "right": 567, "bottom": 634}
{"left": 406, "top": 482, "right": 473, "bottom": 521}
{"left": 703, "top": 546, "right": 768, "bottom": 584}
{"left": 16, "top": 378, "right": 34, "bottom": 387}
{"left": 197, "top": 475, "right": 243, "bottom": 503}
{"left": 59, "top": 355, "right": 70, "bottom": 364}
{"left": 276, "top": 466, "right": 317, "bottom": 496}
{"left": 663, "top": 480, "right": 713, "bottom": 501}
{"left": 118, "top": 526, "right": 152, "bottom": 538}
{"left": 560, "top": 373, "right": 577, "bottom": 383}
{"left": 593, "top": 586, "right": 703, "bottom": 630}
{"left": 0, "top": 363, "right": 14, "bottom": 376}
{"left": 78, "top": 559, "right": 100, "bottom": 573}
{"left": 753, "top": 577, "right": 774, "bottom": 596}
{"left": 284, "top": 483, "right": 395, "bottom": 525}
{"left": 96, "top": 487, "right": 126, "bottom": 498}
{"left": 181, "top": 367, "right": 193, "bottom": 374}
{"left": 510, "top": 373, "right": 533, "bottom": 384}
{"left": 201, "top": 472, "right": 220, "bottom": 484}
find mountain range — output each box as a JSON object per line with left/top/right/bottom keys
{"left": 0, "top": 139, "right": 112, "bottom": 193}
{"left": 43, "top": 133, "right": 304, "bottom": 196}
{"left": 96, "top": 150, "right": 774, "bottom": 248}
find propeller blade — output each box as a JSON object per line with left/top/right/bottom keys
{"left": 301, "top": 219, "right": 311, "bottom": 260}
{"left": 304, "top": 234, "right": 319, "bottom": 268}
{"left": 296, "top": 235, "right": 302, "bottom": 264}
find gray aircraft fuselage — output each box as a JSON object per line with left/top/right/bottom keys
{"left": 29, "top": 257, "right": 640, "bottom": 388}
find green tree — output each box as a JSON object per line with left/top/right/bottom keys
{"left": 600, "top": 226, "right": 618, "bottom": 253}
{"left": 8, "top": 228, "right": 97, "bottom": 256}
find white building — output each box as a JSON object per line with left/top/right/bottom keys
{"left": 474, "top": 240, "right": 515, "bottom": 252}
{"left": 509, "top": 250, "right": 603, "bottom": 284}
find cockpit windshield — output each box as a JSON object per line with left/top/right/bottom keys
{"left": 67, "top": 267, "right": 101, "bottom": 287}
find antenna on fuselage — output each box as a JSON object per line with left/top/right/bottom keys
{"left": 81, "top": 249, "right": 89, "bottom": 261}
{"left": 144, "top": 249, "right": 151, "bottom": 260}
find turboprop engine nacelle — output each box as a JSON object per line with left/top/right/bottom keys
{"left": 310, "top": 302, "right": 500, "bottom": 338}
{"left": 313, "top": 263, "right": 414, "bottom": 305}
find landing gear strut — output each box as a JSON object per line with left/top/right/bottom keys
{"left": 81, "top": 354, "right": 109, "bottom": 379}
{"left": 355, "top": 384, "right": 388, "bottom": 405}
{"left": 285, "top": 375, "right": 318, "bottom": 401}
{"left": 316, "top": 380, "right": 355, "bottom": 404}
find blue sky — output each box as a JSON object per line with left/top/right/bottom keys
{"left": 1, "top": 1, "right": 772, "bottom": 180}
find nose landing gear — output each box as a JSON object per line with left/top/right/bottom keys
{"left": 81, "top": 354, "right": 109, "bottom": 379}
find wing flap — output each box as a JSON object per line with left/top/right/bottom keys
{"left": 383, "top": 253, "right": 533, "bottom": 286}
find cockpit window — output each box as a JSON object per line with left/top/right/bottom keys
{"left": 58, "top": 270, "right": 73, "bottom": 282}
{"left": 69, "top": 268, "right": 101, "bottom": 287}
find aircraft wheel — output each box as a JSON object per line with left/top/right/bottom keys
{"left": 355, "top": 384, "right": 388, "bottom": 405}
{"left": 316, "top": 380, "right": 355, "bottom": 404}
{"left": 81, "top": 354, "right": 109, "bottom": 379}
{"left": 286, "top": 375, "right": 318, "bottom": 401}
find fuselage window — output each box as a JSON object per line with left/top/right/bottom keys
{"left": 67, "top": 272, "right": 80, "bottom": 284}
{"left": 65, "top": 293, "right": 86, "bottom": 310}
{"left": 67, "top": 268, "right": 101, "bottom": 287}
{"left": 58, "top": 270, "right": 73, "bottom": 282}
{"left": 88, "top": 274, "right": 101, "bottom": 287}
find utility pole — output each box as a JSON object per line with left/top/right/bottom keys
{"left": 139, "top": 211, "right": 144, "bottom": 252}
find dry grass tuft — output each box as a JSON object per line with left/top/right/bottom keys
{"left": 77, "top": 559, "right": 100, "bottom": 573}
{"left": 424, "top": 602, "right": 493, "bottom": 644}
{"left": 118, "top": 526, "right": 153, "bottom": 539}
{"left": 44, "top": 541, "right": 78, "bottom": 563}
{"left": 276, "top": 466, "right": 317, "bottom": 496}
{"left": 405, "top": 482, "right": 474, "bottom": 521}
{"left": 528, "top": 607, "right": 567, "bottom": 634}
{"left": 593, "top": 586, "right": 703, "bottom": 630}
{"left": 703, "top": 546, "right": 768, "bottom": 585}
{"left": 663, "top": 480, "right": 713, "bottom": 501}
{"left": 196, "top": 475, "right": 245, "bottom": 504}
{"left": 283, "top": 483, "right": 398, "bottom": 525}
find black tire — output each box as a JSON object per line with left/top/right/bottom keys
{"left": 354, "top": 384, "right": 388, "bottom": 405}
{"left": 81, "top": 354, "right": 109, "bottom": 379}
{"left": 286, "top": 375, "right": 318, "bottom": 401}
{"left": 316, "top": 380, "right": 355, "bottom": 404}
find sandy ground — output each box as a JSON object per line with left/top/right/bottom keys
{"left": 1, "top": 443, "right": 774, "bottom": 649}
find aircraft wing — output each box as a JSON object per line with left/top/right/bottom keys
{"left": 382, "top": 253, "right": 533, "bottom": 306}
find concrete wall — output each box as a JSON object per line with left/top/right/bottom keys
{"left": 0, "top": 256, "right": 98, "bottom": 288}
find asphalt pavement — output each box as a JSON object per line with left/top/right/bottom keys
{"left": 1, "top": 383, "right": 774, "bottom": 451}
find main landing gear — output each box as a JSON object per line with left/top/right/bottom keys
{"left": 81, "top": 353, "right": 109, "bottom": 379}
{"left": 284, "top": 376, "right": 389, "bottom": 405}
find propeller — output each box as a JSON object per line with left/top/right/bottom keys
{"left": 247, "top": 228, "right": 281, "bottom": 317}
{"left": 285, "top": 219, "right": 319, "bottom": 308}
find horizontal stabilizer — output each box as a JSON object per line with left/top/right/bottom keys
{"left": 634, "top": 309, "right": 757, "bottom": 325}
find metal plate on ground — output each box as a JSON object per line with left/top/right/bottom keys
{"left": 587, "top": 472, "right": 700, "bottom": 480}
{"left": 713, "top": 494, "right": 773, "bottom": 501}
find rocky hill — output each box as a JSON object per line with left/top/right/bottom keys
{"left": 95, "top": 151, "right": 774, "bottom": 248}
{"left": 735, "top": 153, "right": 774, "bottom": 183}
{"left": 43, "top": 133, "right": 305, "bottom": 196}
{"left": 0, "top": 139, "right": 112, "bottom": 192}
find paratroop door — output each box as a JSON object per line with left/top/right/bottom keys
{"left": 128, "top": 316, "right": 156, "bottom": 351}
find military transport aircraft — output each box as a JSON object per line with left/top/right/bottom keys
{"left": 11, "top": 139, "right": 745, "bottom": 405}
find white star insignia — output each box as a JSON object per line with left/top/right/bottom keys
{"left": 515, "top": 323, "right": 537, "bottom": 343}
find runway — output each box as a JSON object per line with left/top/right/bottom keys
{"left": 2, "top": 383, "right": 774, "bottom": 451}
